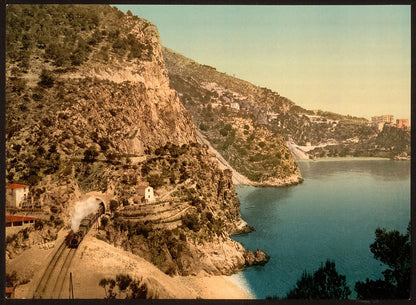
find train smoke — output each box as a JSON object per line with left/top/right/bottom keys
{"left": 71, "top": 197, "right": 99, "bottom": 231}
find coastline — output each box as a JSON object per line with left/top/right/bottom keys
{"left": 176, "top": 275, "right": 255, "bottom": 299}
{"left": 296, "top": 157, "right": 394, "bottom": 162}
{"left": 226, "top": 272, "right": 256, "bottom": 299}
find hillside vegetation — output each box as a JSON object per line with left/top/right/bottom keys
{"left": 6, "top": 4, "right": 266, "bottom": 280}
{"left": 163, "top": 48, "right": 303, "bottom": 185}
{"left": 163, "top": 48, "right": 410, "bottom": 161}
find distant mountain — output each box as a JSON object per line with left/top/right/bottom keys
{"left": 163, "top": 48, "right": 410, "bottom": 161}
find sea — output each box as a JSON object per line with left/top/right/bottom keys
{"left": 229, "top": 159, "right": 410, "bottom": 299}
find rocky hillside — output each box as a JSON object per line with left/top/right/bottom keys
{"left": 6, "top": 4, "right": 267, "bottom": 282}
{"left": 163, "top": 48, "right": 410, "bottom": 161}
{"left": 163, "top": 48, "right": 303, "bottom": 185}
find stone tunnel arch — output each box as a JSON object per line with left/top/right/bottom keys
{"left": 84, "top": 192, "right": 111, "bottom": 215}
{"left": 97, "top": 200, "right": 106, "bottom": 215}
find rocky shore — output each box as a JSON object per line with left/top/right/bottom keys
{"left": 196, "top": 130, "right": 303, "bottom": 187}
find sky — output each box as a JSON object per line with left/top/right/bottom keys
{"left": 117, "top": 5, "right": 411, "bottom": 120}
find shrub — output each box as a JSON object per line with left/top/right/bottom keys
{"left": 38, "top": 69, "right": 55, "bottom": 88}
{"left": 109, "top": 200, "right": 119, "bottom": 212}
{"left": 83, "top": 146, "right": 99, "bottom": 163}
{"left": 50, "top": 205, "right": 58, "bottom": 213}
{"left": 199, "top": 123, "right": 208, "bottom": 131}
{"left": 182, "top": 213, "right": 200, "bottom": 232}
{"left": 147, "top": 174, "right": 164, "bottom": 189}
{"left": 284, "top": 260, "right": 351, "bottom": 299}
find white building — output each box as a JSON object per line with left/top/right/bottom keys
{"left": 230, "top": 101, "right": 240, "bottom": 110}
{"left": 6, "top": 184, "right": 29, "bottom": 208}
{"left": 136, "top": 184, "right": 155, "bottom": 203}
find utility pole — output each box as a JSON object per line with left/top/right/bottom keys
{"left": 69, "top": 272, "right": 74, "bottom": 299}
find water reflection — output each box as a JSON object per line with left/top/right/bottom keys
{"left": 243, "top": 186, "right": 296, "bottom": 206}
{"left": 298, "top": 160, "right": 409, "bottom": 181}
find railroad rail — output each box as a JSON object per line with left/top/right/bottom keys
{"left": 32, "top": 239, "right": 72, "bottom": 298}
{"left": 32, "top": 201, "right": 104, "bottom": 298}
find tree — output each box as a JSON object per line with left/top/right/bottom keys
{"left": 99, "top": 274, "right": 147, "bottom": 299}
{"left": 284, "top": 260, "right": 351, "bottom": 299}
{"left": 6, "top": 271, "right": 18, "bottom": 287}
{"left": 100, "top": 216, "right": 108, "bottom": 229}
{"left": 354, "top": 224, "right": 410, "bottom": 299}
{"left": 116, "top": 274, "right": 132, "bottom": 298}
{"left": 99, "top": 278, "right": 108, "bottom": 298}
{"left": 83, "top": 146, "right": 99, "bottom": 163}
{"left": 109, "top": 199, "right": 119, "bottom": 213}
{"left": 38, "top": 69, "right": 55, "bottom": 88}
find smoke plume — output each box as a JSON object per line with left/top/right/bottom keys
{"left": 71, "top": 197, "right": 99, "bottom": 231}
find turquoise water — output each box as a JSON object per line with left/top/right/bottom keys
{"left": 231, "top": 160, "right": 410, "bottom": 299}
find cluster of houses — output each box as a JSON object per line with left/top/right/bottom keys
{"left": 201, "top": 82, "right": 245, "bottom": 112}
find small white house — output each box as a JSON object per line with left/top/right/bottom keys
{"left": 136, "top": 184, "right": 155, "bottom": 203}
{"left": 6, "top": 184, "right": 29, "bottom": 208}
{"left": 230, "top": 101, "right": 240, "bottom": 110}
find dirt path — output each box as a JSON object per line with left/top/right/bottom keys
{"left": 286, "top": 140, "right": 310, "bottom": 160}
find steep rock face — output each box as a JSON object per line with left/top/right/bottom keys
{"left": 6, "top": 4, "right": 266, "bottom": 280}
{"left": 7, "top": 6, "right": 195, "bottom": 166}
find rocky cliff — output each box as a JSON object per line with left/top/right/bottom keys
{"left": 6, "top": 4, "right": 267, "bottom": 281}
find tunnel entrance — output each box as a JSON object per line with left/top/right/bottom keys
{"left": 96, "top": 199, "right": 105, "bottom": 215}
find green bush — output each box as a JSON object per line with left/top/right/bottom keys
{"left": 83, "top": 146, "right": 99, "bottom": 163}
{"left": 182, "top": 213, "right": 200, "bottom": 232}
{"left": 199, "top": 123, "right": 208, "bottom": 131}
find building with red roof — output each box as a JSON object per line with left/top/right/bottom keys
{"left": 6, "top": 215, "right": 35, "bottom": 227}
{"left": 6, "top": 184, "right": 29, "bottom": 208}
{"left": 136, "top": 183, "right": 154, "bottom": 203}
{"left": 6, "top": 287, "right": 15, "bottom": 298}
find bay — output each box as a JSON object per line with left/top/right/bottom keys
{"left": 230, "top": 159, "right": 410, "bottom": 299}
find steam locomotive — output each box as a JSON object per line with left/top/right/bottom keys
{"left": 65, "top": 200, "right": 105, "bottom": 248}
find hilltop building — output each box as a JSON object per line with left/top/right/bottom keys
{"left": 396, "top": 119, "right": 409, "bottom": 129}
{"left": 371, "top": 115, "right": 394, "bottom": 125}
{"left": 136, "top": 183, "right": 155, "bottom": 203}
{"left": 371, "top": 115, "right": 394, "bottom": 131}
{"left": 6, "top": 184, "right": 29, "bottom": 208}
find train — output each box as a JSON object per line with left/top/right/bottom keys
{"left": 65, "top": 200, "right": 105, "bottom": 248}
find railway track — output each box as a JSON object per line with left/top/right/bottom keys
{"left": 33, "top": 241, "right": 77, "bottom": 299}
{"left": 32, "top": 206, "right": 104, "bottom": 299}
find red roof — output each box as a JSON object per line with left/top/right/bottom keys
{"left": 6, "top": 287, "right": 14, "bottom": 294}
{"left": 6, "top": 215, "right": 35, "bottom": 223}
{"left": 136, "top": 184, "right": 149, "bottom": 189}
{"left": 6, "top": 184, "right": 29, "bottom": 189}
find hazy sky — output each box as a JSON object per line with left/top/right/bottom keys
{"left": 117, "top": 5, "right": 411, "bottom": 120}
